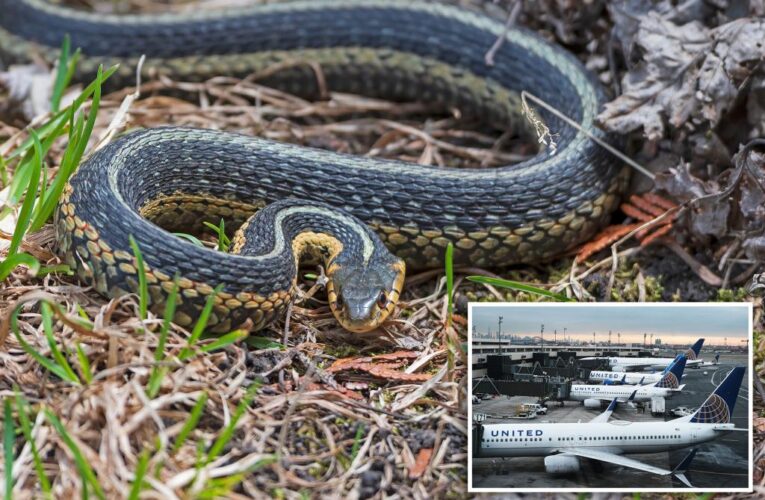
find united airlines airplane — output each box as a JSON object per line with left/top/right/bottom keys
{"left": 570, "top": 354, "right": 686, "bottom": 407}
{"left": 475, "top": 366, "right": 746, "bottom": 487}
{"left": 583, "top": 339, "right": 705, "bottom": 371}
{"left": 589, "top": 354, "right": 682, "bottom": 385}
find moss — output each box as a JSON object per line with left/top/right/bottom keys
{"left": 715, "top": 288, "right": 748, "bottom": 302}
{"left": 322, "top": 344, "right": 359, "bottom": 360}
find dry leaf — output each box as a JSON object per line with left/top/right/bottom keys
{"left": 600, "top": 12, "right": 765, "bottom": 140}
{"left": 575, "top": 223, "right": 640, "bottom": 262}
{"left": 409, "top": 448, "right": 434, "bottom": 479}
{"left": 754, "top": 417, "right": 765, "bottom": 433}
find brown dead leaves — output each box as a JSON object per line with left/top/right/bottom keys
{"left": 408, "top": 447, "right": 434, "bottom": 479}
{"left": 599, "top": 10, "right": 765, "bottom": 141}
{"left": 327, "top": 350, "right": 432, "bottom": 383}
{"left": 576, "top": 193, "right": 679, "bottom": 262}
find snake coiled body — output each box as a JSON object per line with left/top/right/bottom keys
{"left": 0, "top": 0, "right": 627, "bottom": 332}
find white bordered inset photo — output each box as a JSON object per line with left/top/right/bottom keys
{"left": 467, "top": 302, "right": 753, "bottom": 493}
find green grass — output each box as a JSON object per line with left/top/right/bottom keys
{"left": 172, "top": 392, "right": 208, "bottom": 453}
{"left": 199, "top": 329, "right": 249, "bottom": 353}
{"left": 466, "top": 275, "right": 573, "bottom": 302}
{"left": 204, "top": 382, "right": 260, "bottom": 466}
{"left": 3, "top": 399, "right": 14, "bottom": 500}
{"left": 11, "top": 312, "right": 82, "bottom": 385}
{"left": 445, "top": 242, "right": 454, "bottom": 322}
{"left": 44, "top": 409, "right": 106, "bottom": 500}
{"left": 75, "top": 342, "right": 93, "bottom": 384}
{"left": 127, "top": 450, "right": 150, "bottom": 500}
{"left": 350, "top": 423, "right": 365, "bottom": 461}
{"left": 203, "top": 219, "right": 231, "bottom": 252}
{"left": 128, "top": 236, "right": 149, "bottom": 321}
{"left": 0, "top": 35, "right": 113, "bottom": 281}
{"left": 178, "top": 284, "right": 224, "bottom": 360}
{"left": 147, "top": 276, "right": 180, "bottom": 397}
{"left": 14, "top": 392, "right": 52, "bottom": 498}
{"left": 244, "top": 336, "right": 284, "bottom": 350}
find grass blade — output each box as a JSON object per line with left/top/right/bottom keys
{"left": 172, "top": 392, "right": 208, "bottom": 453}
{"left": 147, "top": 277, "right": 180, "bottom": 397}
{"left": 173, "top": 232, "right": 205, "bottom": 247}
{"left": 466, "top": 275, "right": 574, "bottom": 302}
{"left": 243, "top": 336, "right": 284, "bottom": 350}
{"left": 13, "top": 391, "right": 52, "bottom": 498}
{"left": 350, "top": 423, "right": 365, "bottom": 461}
{"left": 3, "top": 399, "right": 14, "bottom": 500}
{"left": 445, "top": 242, "right": 454, "bottom": 321}
{"left": 179, "top": 285, "right": 223, "bottom": 360}
{"left": 6, "top": 131, "right": 43, "bottom": 257}
{"left": 127, "top": 449, "right": 150, "bottom": 500}
{"left": 128, "top": 235, "right": 149, "bottom": 321}
{"left": 205, "top": 383, "right": 259, "bottom": 465}
{"left": 199, "top": 329, "right": 248, "bottom": 354}
{"left": 51, "top": 35, "right": 71, "bottom": 113}
{"left": 30, "top": 64, "right": 102, "bottom": 231}
{"left": 74, "top": 343, "right": 93, "bottom": 384}
{"left": 7, "top": 65, "right": 118, "bottom": 162}
{"left": 0, "top": 253, "right": 41, "bottom": 281}
{"left": 203, "top": 219, "right": 230, "bottom": 251}
{"left": 11, "top": 311, "right": 80, "bottom": 384}
{"left": 44, "top": 409, "right": 106, "bottom": 500}
{"left": 40, "top": 302, "right": 80, "bottom": 384}
{"left": 28, "top": 108, "right": 84, "bottom": 231}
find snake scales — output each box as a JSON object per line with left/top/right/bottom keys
{"left": 0, "top": 0, "right": 627, "bottom": 332}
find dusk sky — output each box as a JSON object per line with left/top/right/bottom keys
{"left": 471, "top": 305, "right": 750, "bottom": 345}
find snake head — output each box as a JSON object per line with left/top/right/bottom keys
{"left": 326, "top": 256, "right": 405, "bottom": 333}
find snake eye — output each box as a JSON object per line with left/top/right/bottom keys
{"left": 377, "top": 291, "right": 389, "bottom": 308}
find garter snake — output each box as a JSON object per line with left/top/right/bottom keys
{"left": 0, "top": 0, "right": 628, "bottom": 333}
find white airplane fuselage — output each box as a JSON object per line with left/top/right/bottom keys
{"left": 589, "top": 371, "right": 663, "bottom": 385}
{"left": 478, "top": 421, "right": 732, "bottom": 458}
{"left": 570, "top": 384, "right": 678, "bottom": 402}
{"left": 607, "top": 357, "right": 702, "bottom": 370}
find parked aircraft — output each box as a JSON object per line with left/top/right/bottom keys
{"left": 571, "top": 355, "right": 686, "bottom": 408}
{"left": 590, "top": 355, "right": 683, "bottom": 385}
{"left": 583, "top": 339, "right": 705, "bottom": 371}
{"left": 474, "top": 366, "right": 746, "bottom": 487}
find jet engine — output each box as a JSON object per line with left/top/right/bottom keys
{"left": 544, "top": 455, "right": 580, "bottom": 474}
{"left": 583, "top": 398, "right": 602, "bottom": 409}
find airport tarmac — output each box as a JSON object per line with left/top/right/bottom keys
{"left": 470, "top": 353, "right": 750, "bottom": 489}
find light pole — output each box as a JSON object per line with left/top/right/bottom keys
{"left": 498, "top": 316, "right": 503, "bottom": 354}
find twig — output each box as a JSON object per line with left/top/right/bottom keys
{"left": 484, "top": 1, "right": 522, "bottom": 66}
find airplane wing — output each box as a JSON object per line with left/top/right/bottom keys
{"left": 589, "top": 398, "right": 617, "bottom": 423}
{"left": 555, "top": 448, "right": 697, "bottom": 487}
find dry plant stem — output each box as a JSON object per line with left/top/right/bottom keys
{"left": 604, "top": 205, "right": 682, "bottom": 300}
{"left": 520, "top": 91, "right": 655, "bottom": 180}
{"left": 484, "top": 0, "right": 522, "bottom": 66}
{"left": 661, "top": 238, "right": 723, "bottom": 286}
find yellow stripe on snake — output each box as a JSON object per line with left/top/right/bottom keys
{"left": 0, "top": 0, "right": 628, "bottom": 332}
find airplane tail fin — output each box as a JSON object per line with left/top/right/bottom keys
{"left": 660, "top": 354, "right": 682, "bottom": 375}
{"left": 653, "top": 355, "right": 686, "bottom": 389}
{"left": 689, "top": 366, "right": 745, "bottom": 423}
{"left": 671, "top": 448, "right": 697, "bottom": 487}
{"left": 685, "top": 338, "right": 705, "bottom": 361}
{"left": 605, "top": 374, "right": 626, "bottom": 386}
